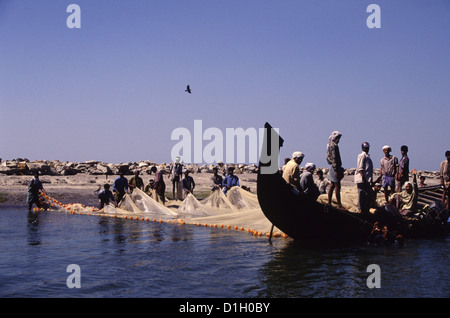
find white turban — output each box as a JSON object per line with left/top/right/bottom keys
{"left": 328, "top": 131, "right": 342, "bottom": 144}
{"left": 292, "top": 151, "right": 304, "bottom": 159}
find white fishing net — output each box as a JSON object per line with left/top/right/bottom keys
{"left": 316, "top": 188, "right": 386, "bottom": 212}
{"left": 93, "top": 187, "right": 285, "bottom": 237}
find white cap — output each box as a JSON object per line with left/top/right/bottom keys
{"left": 292, "top": 151, "right": 304, "bottom": 159}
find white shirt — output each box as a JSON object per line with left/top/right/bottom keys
{"left": 355, "top": 151, "right": 373, "bottom": 184}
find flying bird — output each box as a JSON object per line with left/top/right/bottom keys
{"left": 185, "top": 85, "right": 191, "bottom": 94}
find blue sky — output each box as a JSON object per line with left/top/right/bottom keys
{"left": 0, "top": 0, "right": 449, "bottom": 170}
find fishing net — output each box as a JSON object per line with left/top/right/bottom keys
{"left": 177, "top": 190, "right": 234, "bottom": 217}
{"left": 94, "top": 187, "right": 285, "bottom": 236}
{"left": 183, "top": 187, "right": 282, "bottom": 236}
{"left": 316, "top": 188, "right": 386, "bottom": 212}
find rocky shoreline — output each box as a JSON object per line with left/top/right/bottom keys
{"left": 0, "top": 159, "right": 441, "bottom": 208}
{"left": 0, "top": 158, "right": 442, "bottom": 179}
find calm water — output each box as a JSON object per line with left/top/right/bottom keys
{"left": 0, "top": 207, "right": 448, "bottom": 298}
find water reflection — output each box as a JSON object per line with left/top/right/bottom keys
{"left": 26, "top": 210, "right": 41, "bottom": 246}
{"left": 95, "top": 216, "right": 196, "bottom": 249}
{"left": 258, "top": 240, "right": 388, "bottom": 297}
{"left": 258, "top": 236, "right": 450, "bottom": 298}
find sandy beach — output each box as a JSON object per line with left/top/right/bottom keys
{"left": 0, "top": 168, "right": 441, "bottom": 209}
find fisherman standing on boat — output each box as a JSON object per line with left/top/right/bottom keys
{"left": 355, "top": 142, "right": 373, "bottom": 215}
{"left": 326, "top": 131, "right": 344, "bottom": 209}
{"left": 222, "top": 166, "right": 239, "bottom": 195}
{"left": 440, "top": 151, "right": 450, "bottom": 210}
{"left": 397, "top": 145, "right": 410, "bottom": 192}
{"left": 282, "top": 151, "right": 304, "bottom": 192}
{"left": 300, "top": 163, "right": 320, "bottom": 201}
{"left": 380, "top": 145, "right": 399, "bottom": 204}
{"left": 113, "top": 168, "right": 129, "bottom": 204}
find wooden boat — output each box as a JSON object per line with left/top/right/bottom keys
{"left": 257, "top": 123, "right": 449, "bottom": 243}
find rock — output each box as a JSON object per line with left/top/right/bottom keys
{"left": 107, "top": 164, "right": 119, "bottom": 175}
{"left": 26, "top": 161, "right": 52, "bottom": 175}
{"left": 243, "top": 164, "right": 258, "bottom": 173}
{"left": 63, "top": 167, "right": 78, "bottom": 176}
{"left": 0, "top": 163, "right": 15, "bottom": 175}
{"left": 345, "top": 168, "right": 356, "bottom": 176}
{"left": 16, "top": 162, "right": 29, "bottom": 175}
{"left": 85, "top": 163, "right": 110, "bottom": 175}
{"left": 83, "top": 160, "right": 99, "bottom": 165}
{"left": 138, "top": 161, "right": 149, "bottom": 168}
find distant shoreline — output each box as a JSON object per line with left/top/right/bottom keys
{"left": 0, "top": 158, "right": 443, "bottom": 178}
{"left": 0, "top": 159, "right": 441, "bottom": 209}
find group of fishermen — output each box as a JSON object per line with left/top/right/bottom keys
{"left": 25, "top": 159, "right": 243, "bottom": 212}
{"left": 281, "top": 131, "right": 450, "bottom": 217}
{"left": 98, "top": 163, "right": 189, "bottom": 208}
{"left": 98, "top": 157, "right": 241, "bottom": 209}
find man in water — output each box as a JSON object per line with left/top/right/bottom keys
{"left": 27, "top": 171, "right": 45, "bottom": 211}
{"left": 98, "top": 184, "right": 116, "bottom": 209}
{"left": 380, "top": 145, "right": 398, "bottom": 204}
{"left": 113, "top": 168, "right": 129, "bottom": 204}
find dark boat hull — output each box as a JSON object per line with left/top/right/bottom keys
{"left": 257, "top": 123, "right": 448, "bottom": 243}
{"left": 257, "top": 164, "right": 374, "bottom": 242}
